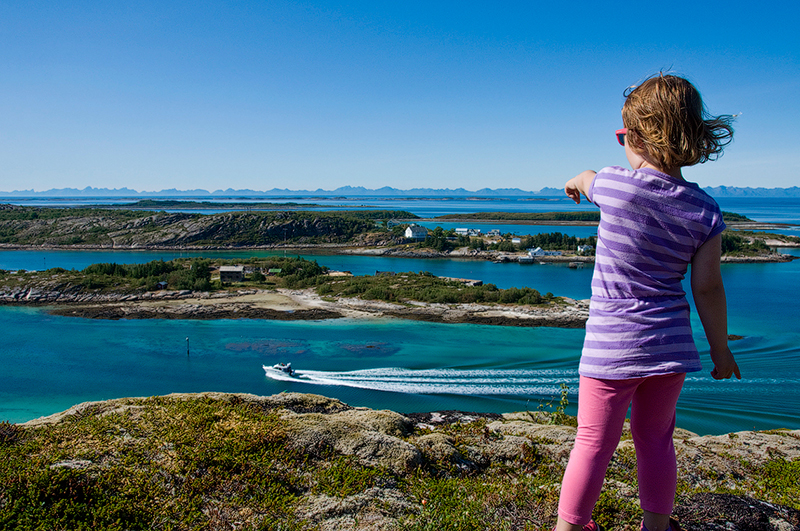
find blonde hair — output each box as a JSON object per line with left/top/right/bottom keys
{"left": 622, "top": 74, "right": 735, "bottom": 170}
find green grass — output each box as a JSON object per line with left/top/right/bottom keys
{"left": 1, "top": 395, "right": 798, "bottom": 530}
{"left": 0, "top": 397, "right": 310, "bottom": 530}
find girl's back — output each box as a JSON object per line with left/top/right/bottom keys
{"left": 588, "top": 165, "right": 726, "bottom": 301}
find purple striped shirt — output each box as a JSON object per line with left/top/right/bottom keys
{"left": 580, "top": 166, "right": 726, "bottom": 379}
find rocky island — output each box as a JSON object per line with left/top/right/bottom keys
{"left": 3, "top": 392, "right": 798, "bottom": 530}
{"left": 1, "top": 204, "right": 796, "bottom": 263}
{"left": 0, "top": 256, "right": 590, "bottom": 328}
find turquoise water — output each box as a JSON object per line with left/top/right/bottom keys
{"left": 2, "top": 252, "right": 799, "bottom": 435}
{"left": 1, "top": 298, "right": 797, "bottom": 435}
{"left": 1, "top": 197, "right": 799, "bottom": 434}
{"left": 0, "top": 249, "right": 593, "bottom": 296}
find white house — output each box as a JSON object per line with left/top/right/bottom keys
{"left": 528, "top": 247, "right": 562, "bottom": 257}
{"left": 405, "top": 225, "right": 428, "bottom": 240}
{"left": 577, "top": 244, "right": 594, "bottom": 254}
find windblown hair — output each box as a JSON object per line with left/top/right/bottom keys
{"left": 622, "top": 74, "right": 735, "bottom": 170}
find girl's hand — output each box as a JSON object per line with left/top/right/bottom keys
{"left": 564, "top": 170, "right": 596, "bottom": 204}
{"left": 710, "top": 346, "right": 741, "bottom": 380}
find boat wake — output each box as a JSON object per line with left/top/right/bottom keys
{"left": 263, "top": 366, "right": 578, "bottom": 396}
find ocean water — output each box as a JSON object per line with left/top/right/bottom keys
{"left": 1, "top": 196, "right": 799, "bottom": 435}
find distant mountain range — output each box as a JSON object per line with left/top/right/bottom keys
{"left": 1, "top": 185, "right": 799, "bottom": 198}
{"left": 0, "top": 186, "right": 565, "bottom": 198}
{"left": 703, "top": 186, "right": 800, "bottom": 198}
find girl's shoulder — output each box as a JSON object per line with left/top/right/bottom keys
{"left": 594, "top": 166, "right": 721, "bottom": 210}
{"left": 597, "top": 166, "right": 706, "bottom": 193}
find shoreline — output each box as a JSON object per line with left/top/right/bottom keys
{"left": 0, "top": 241, "right": 796, "bottom": 262}
{"left": 6, "top": 287, "right": 591, "bottom": 328}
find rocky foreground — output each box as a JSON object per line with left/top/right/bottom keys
{"left": 6, "top": 393, "right": 799, "bottom": 530}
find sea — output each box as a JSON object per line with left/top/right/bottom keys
{"left": 1, "top": 195, "right": 799, "bottom": 436}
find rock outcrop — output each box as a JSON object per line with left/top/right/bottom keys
{"left": 12, "top": 393, "right": 800, "bottom": 530}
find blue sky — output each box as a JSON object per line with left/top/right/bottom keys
{"left": 1, "top": 1, "right": 798, "bottom": 193}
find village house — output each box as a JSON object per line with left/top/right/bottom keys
{"left": 219, "top": 265, "right": 245, "bottom": 283}
{"left": 528, "top": 247, "right": 562, "bottom": 257}
{"left": 577, "top": 244, "right": 594, "bottom": 255}
{"left": 404, "top": 224, "right": 428, "bottom": 240}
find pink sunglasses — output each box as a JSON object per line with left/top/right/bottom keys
{"left": 615, "top": 128, "right": 628, "bottom": 146}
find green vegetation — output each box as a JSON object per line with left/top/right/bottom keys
{"left": 721, "top": 211, "right": 754, "bottom": 222}
{"left": 0, "top": 257, "right": 331, "bottom": 295}
{"left": 2, "top": 396, "right": 796, "bottom": 530}
{"left": 415, "top": 227, "right": 596, "bottom": 254}
{"left": 720, "top": 232, "right": 771, "bottom": 255}
{"left": 0, "top": 205, "right": 416, "bottom": 246}
{"left": 0, "top": 398, "right": 309, "bottom": 530}
{"left": 518, "top": 232, "right": 596, "bottom": 252}
{"left": 0, "top": 396, "right": 572, "bottom": 530}
{"left": 731, "top": 229, "right": 800, "bottom": 245}
{"left": 2, "top": 257, "right": 565, "bottom": 308}
{"left": 106, "top": 199, "right": 325, "bottom": 210}
{"left": 314, "top": 271, "right": 556, "bottom": 305}
{"left": 748, "top": 456, "right": 800, "bottom": 507}
{"left": 82, "top": 259, "right": 213, "bottom": 291}
{"left": 0, "top": 205, "right": 146, "bottom": 222}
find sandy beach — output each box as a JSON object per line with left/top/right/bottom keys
{"left": 46, "top": 287, "right": 591, "bottom": 328}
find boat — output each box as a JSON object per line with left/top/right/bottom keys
{"left": 264, "top": 362, "right": 296, "bottom": 377}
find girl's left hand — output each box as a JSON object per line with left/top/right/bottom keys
{"left": 710, "top": 346, "right": 741, "bottom": 380}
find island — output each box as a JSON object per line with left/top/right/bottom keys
{"left": 0, "top": 257, "right": 590, "bottom": 327}
{"left": 1, "top": 204, "right": 797, "bottom": 263}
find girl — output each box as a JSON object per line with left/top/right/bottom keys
{"left": 557, "top": 74, "right": 741, "bottom": 531}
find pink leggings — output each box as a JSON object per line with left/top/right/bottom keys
{"left": 558, "top": 373, "right": 686, "bottom": 525}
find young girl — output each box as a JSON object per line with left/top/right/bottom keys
{"left": 556, "top": 74, "right": 741, "bottom": 531}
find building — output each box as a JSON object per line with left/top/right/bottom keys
{"left": 405, "top": 225, "right": 428, "bottom": 240}
{"left": 528, "top": 247, "right": 562, "bottom": 257}
{"left": 577, "top": 244, "right": 594, "bottom": 255}
{"left": 219, "top": 265, "right": 245, "bottom": 283}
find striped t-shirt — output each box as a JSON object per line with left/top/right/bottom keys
{"left": 580, "top": 166, "right": 726, "bottom": 379}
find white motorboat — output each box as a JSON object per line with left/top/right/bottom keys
{"left": 264, "top": 362, "right": 296, "bottom": 377}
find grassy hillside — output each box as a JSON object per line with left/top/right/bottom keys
{"left": 2, "top": 393, "right": 798, "bottom": 530}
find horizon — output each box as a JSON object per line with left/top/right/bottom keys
{"left": 3, "top": 183, "right": 800, "bottom": 200}
{"left": 1, "top": 2, "right": 798, "bottom": 192}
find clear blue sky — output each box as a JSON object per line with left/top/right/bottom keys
{"left": 1, "top": 1, "right": 798, "bottom": 193}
